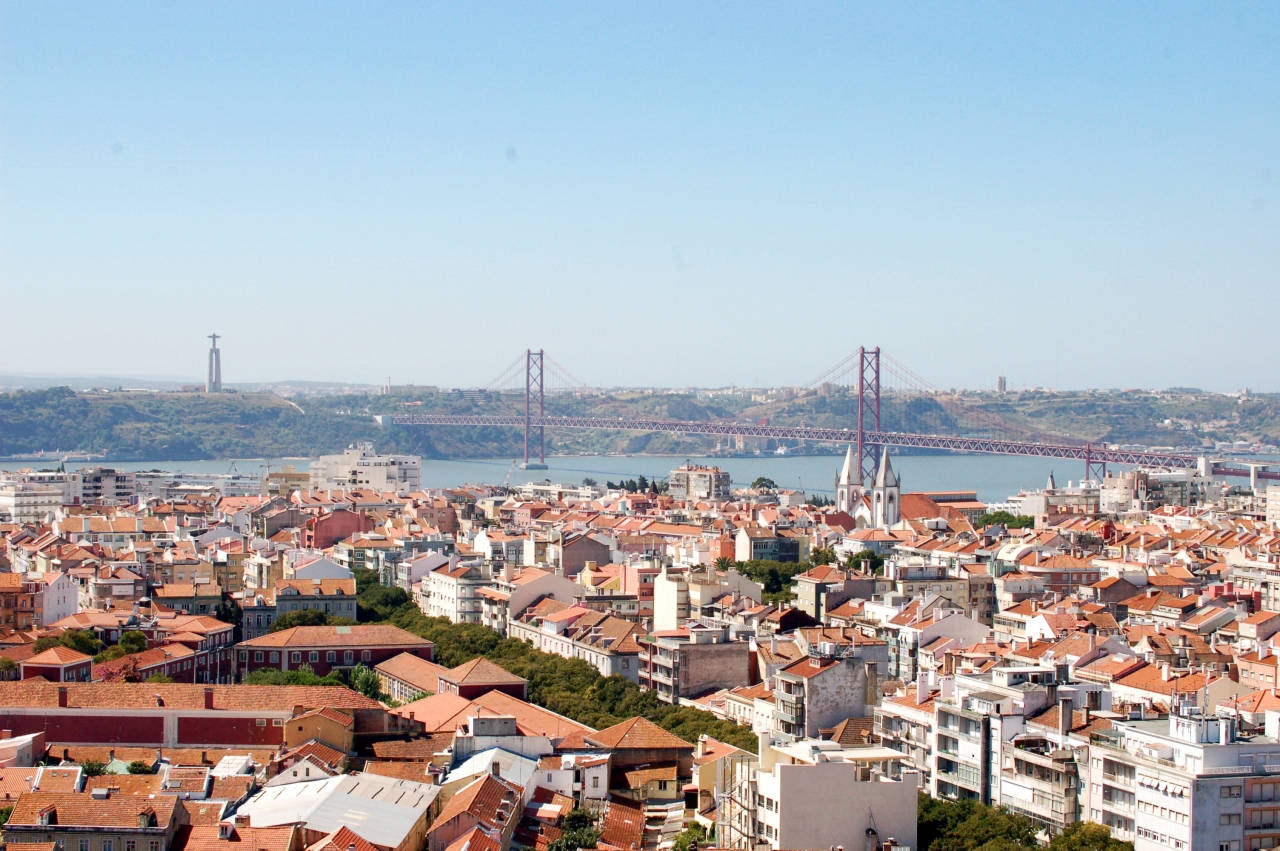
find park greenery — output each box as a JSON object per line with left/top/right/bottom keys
{"left": 268, "top": 609, "right": 358, "bottom": 632}
{"left": 94, "top": 630, "right": 148, "bottom": 663}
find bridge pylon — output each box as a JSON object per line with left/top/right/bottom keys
{"left": 523, "top": 349, "right": 547, "bottom": 469}
{"left": 856, "top": 347, "right": 881, "bottom": 486}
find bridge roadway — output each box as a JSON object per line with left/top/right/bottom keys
{"left": 387, "top": 413, "right": 1278, "bottom": 481}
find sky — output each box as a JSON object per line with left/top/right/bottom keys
{"left": 1, "top": 3, "right": 1277, "bottom": 392}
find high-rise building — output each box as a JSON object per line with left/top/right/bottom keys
{"left": 207, "top": 333, "right": 222, "bottom": 392}
{"left": 997, "top": 375, "right": 1007, "bottom": 393}
{"left": 668, "top": 463, "right": 730, "bottom": 501}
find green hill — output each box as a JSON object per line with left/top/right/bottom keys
{"left": 0, "top": 385, "right": 1274, "bottom": 462}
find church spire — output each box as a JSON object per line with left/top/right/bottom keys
{"left": 838, "top": 444, "right": 856, "bottom": 486}
{"left": 874, "top": 446, "right": 898, "bottom": 489}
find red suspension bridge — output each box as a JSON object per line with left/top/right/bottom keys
{"left": 388, "top": 348, "right": 1277, "bottom": 485}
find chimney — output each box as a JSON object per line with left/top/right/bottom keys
{"left": 916, "top": 671, "right": 929, "bottom": 705}
{"left": 58, "top": 686, "right": 68, "bottom": 708}
{"left": 0, "top": 730, "right": 10, "bottom": 740}
{"left": 491, "top": 760, "right": 501, "bottom": 776}
{"left": 201, "top": 751, "right": 208, "bottom": 765}
{"left": 1160, "top": 662, "right": 1172, "bottom": 682}
{"left": 204, "top": 687, "right": 214, "bottom": 710}
{"left": 1083, "top": 706, "right": 1092, "bottom": 726}
{"left": 1058, "top": 697, "right": 1072, "bottom": 742}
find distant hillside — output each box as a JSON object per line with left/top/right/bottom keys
{"left": 0, "top": 386, "right": 1274, "bottom": 461}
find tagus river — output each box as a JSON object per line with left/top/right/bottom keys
{"left": 56, "top": 454, "right": 1091, "bottom": 503}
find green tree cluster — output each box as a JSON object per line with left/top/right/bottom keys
{"left": 975, "top": 511, "right": 1035, "bottom": 529}
{"left": 94, "top": 630, "right": 148, "bottom": 663}
{"left": 548, "top": 808, "right": 600, "bottom": 851}
{"left": 917, "top": 795, "right": 1133, "bottom": 851}
{"left": 244, "top": 664, "right": 346, "bottom": 687}
{"left": 268, "top": 609, "right": 358, "bottom": 632}
{"left": 355, "top": 568, "right": 759, "bottom": 753}
{"left": 34, "top": 630, "right": 101, "bottom": 657}
{"left": 126, "top": 760, "right": 155, "bottom": 775}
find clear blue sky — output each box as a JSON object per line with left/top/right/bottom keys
{"left": 2, "top": 3, "right": 1276, "bottom": 391}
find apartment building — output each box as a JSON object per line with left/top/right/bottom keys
{"left": 772, "top": 648, "right": 878, "bottom": 741}
{"left": 509, "top": 599, "right": 643, "bottom": 680}
{"left": 309, "top": 443, "right": 421, "bottom": 492}
{"left": 749, "top": 737, "right": 918, "bottom": 851}
{"left": 669, "top": 464, "right": 731, "bottom": 501}
{"left": 416, "top": 558, "right": 489, "bottom": 624}
{"left": 1082, "top": 710, "right": 1280, "bottom": 851}
{"left": 638, "top": 623, "right": 752, "bottom": 705}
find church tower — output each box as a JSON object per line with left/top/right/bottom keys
{"left": 835, "top": 445, "right": 860, "bottom": 514}
{"left": 870, "top": 446, "right": 900, "bottom": 528}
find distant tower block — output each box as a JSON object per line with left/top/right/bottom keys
{"left": 997, "top": 376, "right": 1007, "bottom": 393}
{"left": 207, "top": 334, "right": 222, "bottom": 392}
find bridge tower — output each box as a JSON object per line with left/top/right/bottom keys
{"left": 1084, "top": 443, "right": 1107, "bottom": 486}
{"left": 855, "top": 346, "right": 881, "bottom": 485}
{"left": 523, "top": 349, "right": 547, "bottom": 469}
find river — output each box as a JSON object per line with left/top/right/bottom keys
{"left": 46, "top": 454, "right": 1101, "bottom": 502}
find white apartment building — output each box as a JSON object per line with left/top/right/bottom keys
{"left": 0, "top": 482, "right": 63, "bottom": 523}
{"left": 310, "top": 442, "right": 421, "bottom": 492}
{"left": 416, "top": 558, "right": 489, "bottom": 624}
{"left": 745, "top": 738, "right": 918, "bottom": 851}
{"left": 1083, "top": 709, "right": 1280, "bottom": 851}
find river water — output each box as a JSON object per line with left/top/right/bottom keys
{"left": 48, "top": 454, "right": 1097, "bottom": 502}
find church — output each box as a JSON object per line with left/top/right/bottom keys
{"left": 834, "top": 444, "right": 900, "bottom": 529}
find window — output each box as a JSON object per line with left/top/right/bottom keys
{"left": 256, "top": 718, "right": 267, "bottom": 726}
{"left": 592, "top": 776, "right": 599, "bottom": 788}
{"left": 622, "top": 658, "right": 630, "bottom": 670}
{"left": 127, "top": 842, "right": 136, "bottom": 851}
{"left": 310, "top": 651, "right": 319, "bottom": 663}
{"left": 254, "top": 651, "right": 264, "bottom": 662}
{"left": 291, "top": 652, "right": 302, "bottom": 663}
{"left": 658, "top": 780, "right": 668, "bottom": 791}
{"left": 269, "top": 651, "right": 279, "bottom": 663}
{"left": 273, "top": 719, "right": 283, "bottom": 726}
{"left": 1222, "top": 842, "right": 1241, "bottom": 851}
{"left": 327, "top": 651, "right": 336, "bottom": 662}
{"left": 80, "top": 841, "right": 90, "bottom": 851}
{"left": 362, "top": 650, "right": 371, "bottom": 662}
{"left": 149, "top": 844, "right": 159, "bottom": 851}
{"left": 104, "top": 841, "right": 114, "bottom": 851}
{"left": 239, "top": 651, "right": 248, "bottom": 661}
{"left": 1221, "top": 813, "right": 1242, "bottom": 825}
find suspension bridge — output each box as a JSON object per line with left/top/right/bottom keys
{"left": 387, "top": 348, "right": 1278, "bottom": 485}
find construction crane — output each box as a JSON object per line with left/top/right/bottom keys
{"left": 502, "top": 459, "right": 517, "bottom": 488}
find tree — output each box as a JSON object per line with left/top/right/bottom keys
{"left": 1048, "top": 823, "right": 1134, "bottom": 851}
{"left": 246, "top": 664, "right": 345, "bottom": 687}
{"left": 0, "top": 805, "right": 11, "bottom": 825}
{"left": 548, "top": 810, "right": 599, "bottom": 851}
{"left": 810, "top": 547, "right": 837, "bottom": 566}
{"left": 79, "top": 759, "right": 107, "bottom": 776}
{"left": 751, "top": 476, "right": 777, "bottom": 491}
{"left": 845, "top": 549, "right": 884, "bottom": 575}
{"left": 348, "top": 664, "right": 385, "bottom": 701}
{"left": 672, "top": 822, "right": 707, "bottom": 851}
{"left": 712, "top": 557, "right": 736, "bottom": 571}
{"left": 119, "top": 631, "right": 148, "bottom": 655}
{"left": 581, "top": 477, "right": 597, "bottom": 487}
{"left": 146, "top": 673, "right": 175, "bottom": 684}
{"left": 561, "top": 809, "right": 596, "bottom": 832}
{"left": 126, "top": 760, "right": 155, "bottom": 775}
{"left": 0, "top": 658, "right": 16, "bottom": 676}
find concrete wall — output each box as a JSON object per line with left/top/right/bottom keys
{"left": 679, "top": 642, "right": 751, "bottom": 701}
{"left": 767, "top": 764, "right": 917, "bottom": 851}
